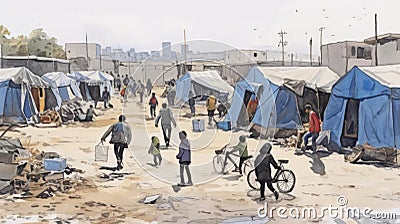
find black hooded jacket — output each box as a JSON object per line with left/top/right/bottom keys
{"left": 254, "top": 145, "right": 279, "bottom": 181}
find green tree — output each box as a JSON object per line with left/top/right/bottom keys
{"left": 0, "top": 25, "right": 66, "bottom": 59}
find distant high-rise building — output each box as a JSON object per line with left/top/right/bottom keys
{"left": 162, "top": 42, "right": 171, "bottom": 58}
{"left": 151, "top": 51, "right": 160, "bottom": 58}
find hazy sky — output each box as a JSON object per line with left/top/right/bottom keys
{"left": 1, "top": 0, "right": 399, "bottom": 55}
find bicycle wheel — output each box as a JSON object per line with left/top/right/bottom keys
{"left": 276, "top": 169, "right": 296, "bottom": 193}
{"left": 242, "top": 161, "right": 252, "bottom": 176}
{"left": 213, "top": 155, "right": 224, "bottom": 174}
{"left": 247, "top": 169, "right": 260, "bottom": 190}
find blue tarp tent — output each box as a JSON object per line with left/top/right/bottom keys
{"left": 42, "top": 72, "right": 82, "bottom": 102}
{"left": 174, "top": 70, "right": 234, "bottom": 105}
{"left": 229, "top": 66, "right": 339, "bottom": 135}
{"left": 323, "top": 65, "right": 400, "bottom": 148}
{"left": 0, "top": 67, "right": 48, "bottom": 124}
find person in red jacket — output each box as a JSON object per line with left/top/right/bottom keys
{"left": 302, "top": 104, "right": 321, "bottom": 154}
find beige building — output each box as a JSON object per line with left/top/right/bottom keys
{"left": 321, "top": 41, "right": 373, "bottom": 76}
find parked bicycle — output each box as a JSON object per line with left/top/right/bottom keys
{"left": 213, "top": 144, "right": 254, "bottom": 175}
{"left": 247, "top": 159, "right": 296, "bottom": 193}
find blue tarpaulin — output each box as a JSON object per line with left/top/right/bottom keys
{"left": 0, "top": 67, "right": 48, "bottom": 124}
{"left": 228, "top": 66, "right": 339, "bottom": 131}
{"left": 323, "top": 65, "right": 400, "bottom": 148}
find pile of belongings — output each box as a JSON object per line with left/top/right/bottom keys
{"left": 60, "top": 99, "right": 88, "bottom": 123}
{"left": 345, "top": 143, "right": 399, "bottom": 165}
{"left": 0, "top": 136, "right": 94, "bottom": 199}
{"left": 272, "top": 136, "right": 298, "bottom": 148}
{"left": 37, "top": 110, "right": 62, "bottom": 127}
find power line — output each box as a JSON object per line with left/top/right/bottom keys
{"left": 278, "top": 30, "right": 288, "bottom": 66}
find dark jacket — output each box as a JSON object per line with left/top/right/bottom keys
{"left": 176, "top": 138, "right": 191, "bottom": 164}
{"left": 254, "top": 153, "right": 279, "bottom": 181}
{"left": 102, "top": 91, "right": 110, "bottom": 101}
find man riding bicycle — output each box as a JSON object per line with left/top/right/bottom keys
{"left": 222, "top": 135, "right": 250, "bottom": 175}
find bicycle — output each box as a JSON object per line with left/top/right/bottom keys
{"left": 247, "top": 159, "right": 296, "bottom": 193}
{"left": 213, "top": 144, "right": 254, "bottom": 175}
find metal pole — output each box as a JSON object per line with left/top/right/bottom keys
{"left": 375, "top": 13, "right": 378, "bottom": 66}
{"left": 319, "top": 27, "right": 325, "bottom": 65}
{"left": 309, "top": 37, "right": 313, "bottom": 65}
{"left": 184, "top": 29, "right": 187, "bottom": 75}
{"left": 85, "top": 33, "right": 89, "bottom": 70}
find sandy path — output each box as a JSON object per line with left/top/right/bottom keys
{"left": 0, "top": 90, "right": 399, "bottom": 223}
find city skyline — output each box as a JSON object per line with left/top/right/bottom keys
{"left": 1, "top": 0, "right": 399, "bottom": 55}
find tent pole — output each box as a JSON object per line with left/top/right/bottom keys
{"left": 315, "top": 86, "right": 322, "bottom": 119}
{"left": 391, "top": 89, "right": 397, "bottom": 148}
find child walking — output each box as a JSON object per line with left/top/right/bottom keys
{"left": 176, "top": 131, "right": 193, "bottom": 186}
{"left": 148, "top": 136, "right": 162, "bottom": 167}
{"left": 149, "top": 93, "right": 158, "bottom": 118}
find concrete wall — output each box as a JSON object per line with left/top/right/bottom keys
{"left": 118, "top": 62, "right": 178, "bottom": 86}
{"left": 1, "top": 58, "right": 70, "bottom": 75}
{"left": 65, "top": 43, "right": 101, "bottom": 60}
{"left": 372, "top": 40, "right": 400, "bottom": 65}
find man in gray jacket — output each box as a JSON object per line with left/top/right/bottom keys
{"left": 101, "top": 115, "right": 132, "bottom": 170}
{"left": 155, "top": 103, "right": 176, "bottom": 147}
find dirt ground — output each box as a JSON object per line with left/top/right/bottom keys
{"left": 0, "top": 89, "right": 399, "bottom": 224}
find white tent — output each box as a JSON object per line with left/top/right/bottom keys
{"left": 42, "top": 72, "right": 82, "bottom": 102}
{"left": 175, "top": 70, "right": 234, "bottom": 104}
{"left": 78, "top": 71, "right": 114, "bottom": 96}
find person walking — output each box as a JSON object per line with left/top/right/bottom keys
{"left": 102, "top": 86, "right": 111, "bottom": 109}
{"left": 155, "top": 103, "right": 176, "bottom": 147}
{"left": 148, "top": 136, "right": 162, "bottom": 167}
{"left": 115, "top": 75, "right": 122, "bottom": 92}
{"left": 123, "top": 75, "right": 130, "bottom": 87}
{"left": 206, "top": 94, "right": 217, "bottom": 126}
{"left": 302, "top": 104, "right": 321, "bottom": 154}
{"left": 146, "top": 78, "right": 152, "bottom": 95}
{"left": 149, "top": 92, "right": 158, "bottom": 118}
{"left": 137, "top": 80, "right": 145, "bottom": 103}
{"left": 130, "top": 78, "right": 137, "bottom": 97}
{"left": 254, "top": 143, "right": 280, "bottom": 201}
{"left": 176, "top": 131, "right": 193, "bottom": 186}
{"left": 101, "top": 115, "right": 132, "bottom": 170}
{"left": 188, "top": 90, "right": 196, "bottom": 116}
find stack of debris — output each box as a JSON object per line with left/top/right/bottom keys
{"left": 345, "top": 143, "right": 399, "bottom": 165}
{"left": 0, "top": 136, "right": 94, "bottom": 199}
{"left": 60, "top": 99, "right": 88, "bottom": 123}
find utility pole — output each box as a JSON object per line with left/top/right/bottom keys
{"left": 183, "top": 29, "right": 187, "bottom": 75}
{"left": 309, "top": 37, "right": 313, "bottom": 66}
{"left": 319, "top": 27, "right": 325, "bottom": 65}
{"left": 375, "top": 13, "right": 378, "bottom": 66}
{"left": 85, "top": 33, "right": 89, "bottom": 70}
{"left": 278, "top": 30, "right": 288, "bottom": 66}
